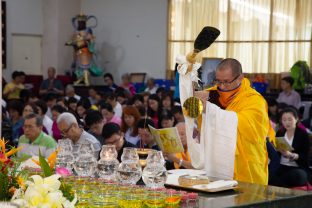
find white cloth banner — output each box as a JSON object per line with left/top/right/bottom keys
{"left": 179, "top": 72, "right": 238, "bottom": 180}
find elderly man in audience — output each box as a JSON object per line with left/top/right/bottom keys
{"left": 17, "top": 113, "right": 57, "bottom": 158}
{"left": 57, "top": 112, "right": 101, "bottom": 159}
{"left": 39, "top": 66, "right": 64, "bottom": 96}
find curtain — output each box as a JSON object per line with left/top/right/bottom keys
{"left": 168, "top": 0, "right": 312, "bottom": 74}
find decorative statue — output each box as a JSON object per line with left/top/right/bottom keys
{"left": 66, "top": 13, "right": 103, "bottom": 86}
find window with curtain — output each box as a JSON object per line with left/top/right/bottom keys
{"left": 168, "top": 0, "right": 312, "bottom": 74}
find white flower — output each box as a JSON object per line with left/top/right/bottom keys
{"left": 12, "top": 174, "right": 75, "bottom": 208}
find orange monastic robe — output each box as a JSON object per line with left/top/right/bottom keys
{"left": 207, "top": 78, "right": 270, "bottom": 185}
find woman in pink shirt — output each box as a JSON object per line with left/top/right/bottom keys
{"left": 100, "top": 102, "right": 122, "bottom": 126}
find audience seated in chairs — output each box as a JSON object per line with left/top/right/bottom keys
{"left": 269, "top": 107, "right": 311, "bottom": 188}
{"left": 39, "top": 67, "right": 64, "bottom": 97}
{"left": 3, "top": 71, "right": 25, "bottom": 100}
{"left": 277, "top": 76, "right": 301, "bottom": 109}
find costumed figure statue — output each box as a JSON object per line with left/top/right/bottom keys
{"left": 66, "top": 13, "right": 103, "bottom": 86}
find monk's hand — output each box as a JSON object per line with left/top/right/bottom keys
{"left": 194, "top": 90, "right": 209, "bottom": 112}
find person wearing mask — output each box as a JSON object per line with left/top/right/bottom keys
{"left": 188, "top": 58, "right": 273, "bottom": 185}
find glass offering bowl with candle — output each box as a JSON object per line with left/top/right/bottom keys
{"left": 116, "top": 147, "right": 142, "bottom": 185}
{"left": 97, "top": 145, "right": 120, "bottom": 181}
{"left": 142, "top": 150, "right": 167, "bottom": 189}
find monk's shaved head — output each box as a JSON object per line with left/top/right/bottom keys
{"left": 216, "top": 58, "right": 242, "bottom": 77}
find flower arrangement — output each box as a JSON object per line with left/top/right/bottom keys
{"left": 12, "top": 150, "right": 77, "bottom": 208}
{"left": 0, "top": 138, "right": 27, "bottom": 201}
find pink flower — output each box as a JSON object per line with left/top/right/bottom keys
{"left": 56, "top": 167, "right": 71, "bottom": 177}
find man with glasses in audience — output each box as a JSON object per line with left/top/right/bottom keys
{"left": 188, "top": 58, "right": 273, "bottom": 185}
{"left": 17, "top": 113, "right": 57, "bottom": 158}
{"left": 102, "top": 122, "right": 135, "bottom": 162}
{"left": 57, "top": 112, "right": 101, "bottom": 159}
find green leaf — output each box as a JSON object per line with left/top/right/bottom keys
{"left": 14, "top": 154, "right": 32, "bottom": 163}
{"left": 39, "top": 150, "right": 53, "bottom": 177}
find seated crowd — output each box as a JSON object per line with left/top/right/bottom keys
{"left": 2, "top": 69, "right": 312, "bottom": 188}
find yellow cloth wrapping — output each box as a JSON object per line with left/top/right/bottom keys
{"left": 173, "top": 149, "right": 191, "bottom": 169}
{"left": 207, "top": 78, "right": 271, "bottom": 185}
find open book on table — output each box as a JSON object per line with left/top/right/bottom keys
{"left": 148, "top": 125, "right": 184, "bottom": 154}
{"left": 275, "top": 137, "right": 294, "bottom": 152}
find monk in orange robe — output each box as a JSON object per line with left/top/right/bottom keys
{"left": 191, "top": 58, "right": 273, "bottom": 185}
